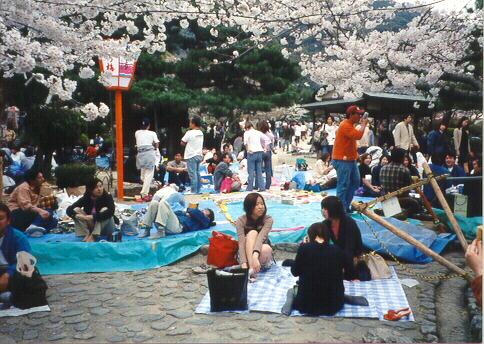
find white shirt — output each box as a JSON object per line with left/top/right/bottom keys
{"left": 294, "top": 125, "right": 302, "bottom": 136}
{"left": 243, "top": 129, "right": 264, "bottom": 153}
{"left": 181, "top": 129, "right": 204, "bottom": 159}
{"left": 323, "top": 124, "right": 338, "bottom": 145}
{"left": 11, "top": 151, "right": 25, "bottom": 163}
{"left": 135, "top": 130, "right": 159, "bottom": 147}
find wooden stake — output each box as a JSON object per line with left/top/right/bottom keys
{"left": 422, "top": 162, "right": 468, "bottom": 251}
{"left": 365, "top": 174, "right": 447, "bottom": 209}
{"left": 352, "top": 201, "right": 471, "bottom": 281}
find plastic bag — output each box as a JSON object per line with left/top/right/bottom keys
{"left": 120, "top": 210, "right": 139, "bottom": 236}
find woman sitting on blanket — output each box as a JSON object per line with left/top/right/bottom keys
{"left": 235, "top": 193, "right": 273, "bottom": 280}
{"left": 290, "top": 222, "right": 345, "bottom": 315}
{"left": 321, "top": 196, "right": 368, "bottom": 281}
{"left": 138, "top": 187, "right": 216, "bottom": 240}
{"left": 66, "top": 178, "right": 116, "bottom": 242}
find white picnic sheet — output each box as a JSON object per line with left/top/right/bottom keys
{"left": 196, "top": 264, "right": 413, "bottom": 321}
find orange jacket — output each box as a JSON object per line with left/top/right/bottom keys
{"left": 332, "top": 119, "right": 364, "bottom": 161}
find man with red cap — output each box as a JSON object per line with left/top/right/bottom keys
{"left": 332, "top": 105, "right": 369, "bottom": 212}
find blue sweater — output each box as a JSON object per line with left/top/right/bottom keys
{"left": 427, "top": 130, "right": 449, "bottom": 155}
{"left": 1, "top": 226, "right": 31, "bottom": 277}
{"left": 175, "top": 208, "right": 211, "bottom": 232}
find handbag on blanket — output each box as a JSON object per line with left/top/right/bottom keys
{"left": 207, "top": 231, "right": 239, "bottom": 268}
{"left": 207, "top": 268, "right": 248, "bottom": 312}
{"left": 8, "top": 252, "right": 48, "bottom": 309}
{"left": 362, "top": 252, "right": 391, "bottom": 280}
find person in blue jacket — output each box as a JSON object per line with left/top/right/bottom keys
{"left": 427, "top": 122, "right": 450, "bottom": 156}
{"left": 0, "top": 203, "right": 31, "bottom": 293}
{"left": 423, "top": 153, "right": 451, "bottom": 207}
{"left": 140, "top": 191, "right": 216, "bottom": 239}
{"left": 443, "top": 153, "right": 466, "bottom": 186}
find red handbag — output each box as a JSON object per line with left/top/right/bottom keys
{"left": 207, "top": 231, "right": 239, "bottom": 268}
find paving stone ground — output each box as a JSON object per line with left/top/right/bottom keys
{"left": 0, "top": 246, "right": 479, "bottom": 343}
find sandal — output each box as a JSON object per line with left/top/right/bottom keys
{"left": 384, "top": 308, "right": 411, "bottom": 321}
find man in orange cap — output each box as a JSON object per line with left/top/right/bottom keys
{"left": 332, "top": 105, "right": 369, "bottom": 212}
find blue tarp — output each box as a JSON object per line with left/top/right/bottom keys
{"left": 31, "top": 195, "right": 457, "bottom": 275}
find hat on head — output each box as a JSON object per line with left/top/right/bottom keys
{"left": 346, "top": 105, "right": 365, "bottom": 117}
{"left": 142, "top": 118, "right": 150, "bottom": 127}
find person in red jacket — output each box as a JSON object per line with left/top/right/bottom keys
{"left": 332, "top": 105, "right": 369, "bottom": 212}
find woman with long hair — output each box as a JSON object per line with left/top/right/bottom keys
{"left": 453, "top": 116, "right": 471, "bottom": 173}
{"left": 403, "top": 154, "right": 420, "bottom": 178}
{"left": 66, "top": 178, "right": 116, "bottom": 242}
{"left": 235, "top": 193, "right": 273, "bottom": 279}
{"left": 358, "top": 153, "right": 381, "bottom": 197}
{"left": 321, "top": 196, "right": 365, "bottom": 280}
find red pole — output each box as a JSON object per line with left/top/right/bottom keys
{"left": 115, "top": 90, "right": 124, "bottom": 200}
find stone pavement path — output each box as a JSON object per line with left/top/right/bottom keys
{"left": 0, "top": 246, "right": 477, "bottom": 343}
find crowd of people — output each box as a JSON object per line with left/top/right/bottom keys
{"left": 0, "top": 104, "right": 481, "bottom": 316}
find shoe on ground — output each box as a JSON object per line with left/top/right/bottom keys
{"left": 149, "top": 229, "right": 165, "bottom": 240}
{"left": 142, "top": 194, "right": 153, "bottom": 202}
{"left": 192, "top": 264, "right": 210, "bottom": 274}
{"left": 392, "top": 212, "right": 408, "bottom": 221}
{"left": 138, "top": 227, "right": 151, "bottom": 238}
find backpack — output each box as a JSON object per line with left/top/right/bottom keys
{"left": 9, "top": 252, "right": 48, "bottom": 309}
{"left": 296, "top": 158, "right": 308, "bottom": 171}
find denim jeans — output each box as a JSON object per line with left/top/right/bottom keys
{"left": 262, "top": 150, "right": 273, "bottom": 190}
{"left": 247, "top": 151, "right": 264, "bottom": 191}
{"left": 332, "top": 160, "right": 360, "bottom": 212}
{"left": 186, "top": 155, "right": 203, "bottom": 194}
{"left": 321, "top": 145, "right": 333, "bottom": 156}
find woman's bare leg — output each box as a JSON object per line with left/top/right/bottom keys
{"left": 259, "top": 244, "right": 273, "bottom": 266}
{"left": 244, "top": 230, "right": 258, "bottom": 270}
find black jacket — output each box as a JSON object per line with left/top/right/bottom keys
{"left": 323, "top": 215, "right": 363, "bottom": 280}
{"left": 291, "top": 242, "right": 345, "bottom": 315}
{"left": 66, "top": 191, "right": 115, "bottom": 223}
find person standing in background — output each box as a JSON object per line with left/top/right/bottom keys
{"left": 244, "top": 122, "right": 265, "bottom": 192}
{"left": 393, "top": 115, "right": 419, "bottom": 152}
{"left": 181, "top": 116, "right": 204, "bottom": 194}
{"left": 259, "top": 120, "right": 274, "bottom": 191}
{"left": 135, "top": 118, "right": 159, "bottom": 202}
{"left": 332, "top": 105, "right": 368, "bottom": 213}
{"left": 453, "top": 116, "right": 471, "bottom": 173}
{"left": 321, "top": 115, "right": 338, "bottom": 157}
{"left": 427, "top": 122, "right": 450, "bottom": 157}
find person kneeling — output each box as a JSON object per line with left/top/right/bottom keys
{"left": 140, "top": 191, "right": 215, "bottom": 239}
{"left": 290, "top": 222, "right": 345, "bottom": 316}
{"left": 66, "top": 178, "right": 116, "bottom": 242}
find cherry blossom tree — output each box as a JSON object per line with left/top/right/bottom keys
{"left": 0, "top": 0, "right": 481, "bottom": 118}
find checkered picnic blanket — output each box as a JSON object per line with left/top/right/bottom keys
{"left": 195, "top": 263, "right": 413, "bottom": 321}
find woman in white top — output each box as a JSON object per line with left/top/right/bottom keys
{"left": 243, "top": 122, "right": 265, "bottom": 192}
{"left": 135, "top": 118, "right": 160, "bottom": 201}
{"left": 308, "top": 152, "right": 337, "bottom": 188}
{"left": 321, "top": 115, "right": 338, "bottom": 157}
